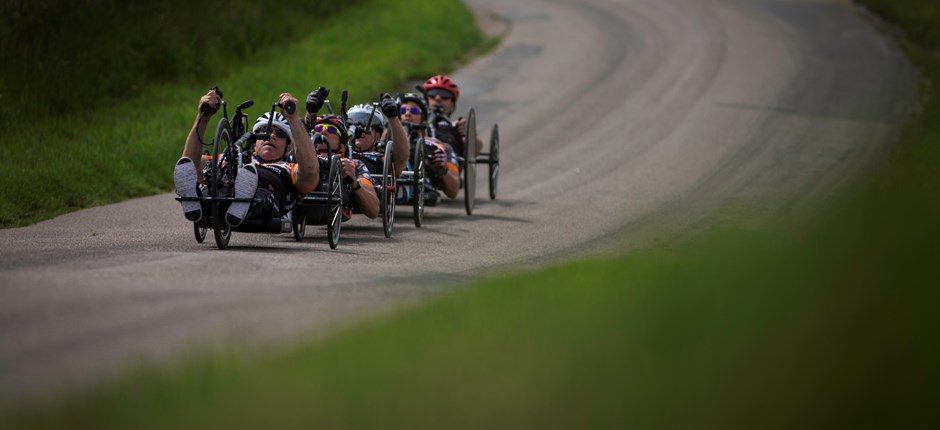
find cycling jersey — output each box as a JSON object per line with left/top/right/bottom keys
{"left": 255, "top": 158, "right": 312, "bottom": 214}
{"left": 429, "top": 114, "right": 463, "bottom": 156}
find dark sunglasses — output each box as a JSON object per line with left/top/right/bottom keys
{"left": 314, "top": 124, "right": 341, "bottom": 135}
{"left": 427, "top": 89, "right": 453, "bottom": 100}
{"left": 400, "top": 106, "right": 422, "bottom": 115}
{"left": 258, "top": 126, "right": 289, "bottom": 139}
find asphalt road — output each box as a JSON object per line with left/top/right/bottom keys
{"left": 0, "top": 0, "right": 916, "bottom": 398}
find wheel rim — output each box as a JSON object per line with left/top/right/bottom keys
{"left": 327, "top": 156, "right": 342, "bottom": 249}
{"left": 464, "top": 108, "right": 477, "bottom": 215}
{"left": 382, "top": 143, "right": 395, "bottom": 238}
{"left": 413, "top": 140, "right": 425, "bottom": 227}
{"left": 212, "top": 118, "right": 232, "bottom": 249}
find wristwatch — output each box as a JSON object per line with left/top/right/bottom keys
{"left": 349, "top": 181, "right": 362, "bottom": 192}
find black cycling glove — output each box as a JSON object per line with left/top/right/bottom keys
{"left": 380, "top": 92, "right": 398, "bottom": 119}
{"left": 306, "top": 86, "right": 330, "bottom": 115}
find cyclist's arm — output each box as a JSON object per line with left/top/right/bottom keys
{"left": 282, "top": 94, "right": 319, "bottom": 192}
{"left": 183, "top": 91, "right": 220, "bottom": 181}
{"left": 348, "top": 160, "right": 379, "bottom": 219}
{"left": 387, "top": 117, "right": 409, "bottom": 177}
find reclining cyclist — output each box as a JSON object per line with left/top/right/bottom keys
{"left": 312, "top": 114, "right": 379, "bottom": 220}
{"left": 174, "top": 91, "right": 318, "bottom": 229}
{"left": 421, "top": 74, "right": 483, "bottom": 155}
{"left": 346, "top": 97, "right": 408, "bottom": 167}
{"left": 397, "top": 92, "right": 460, "bottom": 202}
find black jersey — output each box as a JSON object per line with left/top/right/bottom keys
{"left": 255, "top": 158, "right": 310, "bottom": 213}
{"left": 429, "top": 115, "right": 463, "bottom": 156}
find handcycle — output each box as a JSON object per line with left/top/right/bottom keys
{"left": 427, "top": 104, "right": 499, "bottom": 215}
{"left": 287, "top": 87, "right": 347, "bottom": 249}
{"left": 288, "top": 146, "right": 345, "bottom": 249}
{"left": 176, "top": 87, "right": 298, "bottom": 249}
{"left": 348, "top": 102, "right": 426, "bottom": 235}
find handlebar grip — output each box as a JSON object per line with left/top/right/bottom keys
{"left": 283, "top": 101, "right": 296, "bottom": 115}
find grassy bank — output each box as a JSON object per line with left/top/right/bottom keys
{"left": 0, "top": 0, "right": 482, "bottom": 227}
{"left": 3, "top": 0, "right": 939, "bottom": 428}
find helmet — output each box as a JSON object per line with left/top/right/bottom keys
{"left": 314, "top": 114, "right": 349, "bottom": 146}
{"left": 346, "top": 104, "right": 386, "bottom": 132}
{"left": 253, "top": 112, "right": 292, "bottom": 141}
{"left": 396, "top": 92, "right": 428, "bottom": 119}
{"left": 422, "top": 75, "right": 459, "bottom": 102}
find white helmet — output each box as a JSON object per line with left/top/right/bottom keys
{"left": 346, "top": 104, "right": 386, "bottom": 132}
{"left": 253, "top": 112, "right": 292, "bottom": 141}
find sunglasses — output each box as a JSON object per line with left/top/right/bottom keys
{"left": 400, "top": 106, "right": 422, "bottom": 115}
{"left": 427, "top": 89, "right": 453, "bottom": 100}
{"left": 258, "top": 126, "right": 289, "bottom": 139}
{"left": 314, "top": 124, "right": 341, "bottom": 135}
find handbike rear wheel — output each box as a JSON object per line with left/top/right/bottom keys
{"left": 326, "top": 156, "right": 343, "bottom": 249}
{"left": 463, "top": 108, "right": 477, "bottom": 215}
{"left": 193, "top": 223, "right": 207, "bottom": 243}
{"left": 211, "top": 117, "right": 233, "bottom": 249}
{"left": 413, "top": 139, "right": 426, "bottom": 227}
{"left": 382, "top": 141, "right": 396, "bottom": 238}
{"left": 489, "top": 123, "right": 499, "bottom": 200}
{"left": 291, "top": 206, "right": 306, "bottom": 241}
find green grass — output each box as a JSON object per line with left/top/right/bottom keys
{"left": 0, "top": 0, "right": 483, "bottom": 227}
{"left": 3, "top": 0, "right": 940, "bottom": 428}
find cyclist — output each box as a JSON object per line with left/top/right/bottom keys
{"left": 306, "top": 91, "right": 408, "bottom": 177}
{"left": 422, "top": 74, "right": 483, "bottom": 155}
{"left": 174, "top": 90, "right": 319, "bottom": 228}
{"left": 397, "top": 92, "right": 459, "bottom": 202}
{"left": 312, "top": 114, "right": 379, "bottom": 219}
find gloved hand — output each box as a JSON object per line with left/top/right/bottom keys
{"left": 379, "top": 92, "right": 398, "bottom": 119}
{"left": 428, "top": 144, "right": 448, "bottom": 178}
{"left": 306, "top": 86, "right": 330, "bottom": 115}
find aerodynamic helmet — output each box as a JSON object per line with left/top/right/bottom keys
{"left": 422, "top": 75, "right": 459, "bottom": 102}
{"left": 346, "top": 104, "right": 386, "bottom": 133}
{"left": 253, "top": 112, "right": 292, "bottom": 141}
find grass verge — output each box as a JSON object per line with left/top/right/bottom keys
{"left": 3, "top": 0, "right": 939, "bottom": 428}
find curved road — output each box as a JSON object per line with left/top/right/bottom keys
{"left": 0, "top": 0, "right": 916, "bottom": 397}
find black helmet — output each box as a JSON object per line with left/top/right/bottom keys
{"left": 396, "top": 92, "right": 428, "bottom": 119}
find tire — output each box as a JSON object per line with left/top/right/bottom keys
{"left": 382, "top": 141, "right": 396, "bottom": 238}
{"left": 413, "top": 139, "right": 426, "bottom": 227}
{"left": 489, "top": 123, "right": 499, "bottom": 200}
{"left": 193, "top": 223, "right": 207, "bottom": 243}
{"left": 211, "top": 117, "right": 232, "bottom": 249}
{"left": 326, "top": 156, "right": 343, "bottom": 249}
{"left": 463, "top": 108, "right": 477, "bottom": 215}
{"left": 291, "top": 206, "right": 306, "bottom": 241}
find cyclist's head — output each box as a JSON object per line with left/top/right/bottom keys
{"left": 346, "top": 104, "right": 386, "bottom": 152}
{"left": 252, "top": 112, "right": 292, "bottom": 161}
{"left": 422, "top": 75, "right": 459, "bottom": 115}
{"left": 313, "top": 114, "right": 348, "bottom": 154}
{"left": 396, "top": 93, "right": 428, "bottom": 125}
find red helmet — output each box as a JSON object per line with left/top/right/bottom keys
{"left": 422, "top": 75, "right": 460, "bottom": 102}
